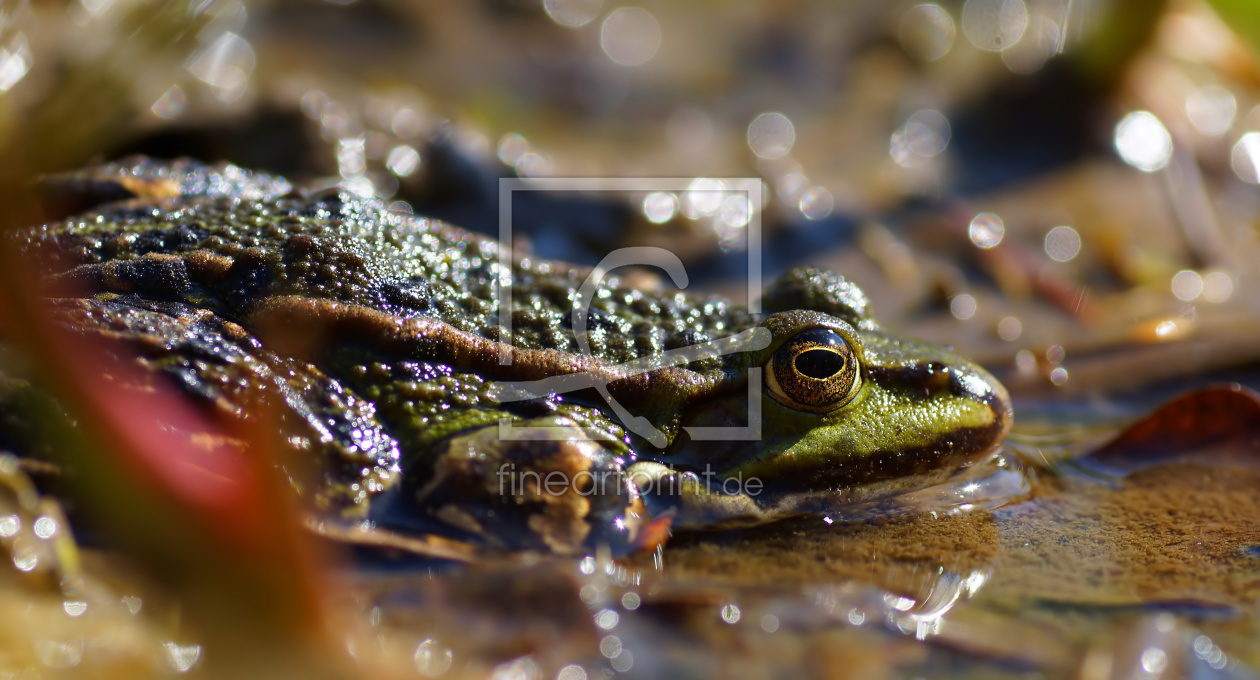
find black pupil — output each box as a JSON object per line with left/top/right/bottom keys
{"left": 794, "top": 349, "right": 845, "bottom": 379}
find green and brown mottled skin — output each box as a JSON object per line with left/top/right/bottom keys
{"left": 2, "top": 158, "right": 1012, "bottom": 554}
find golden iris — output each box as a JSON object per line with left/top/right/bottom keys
{"left": 765, "top": 327, "right": 860, "bottom": 413}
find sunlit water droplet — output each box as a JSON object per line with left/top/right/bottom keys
{"left": 721, "top": 603, "right": 741, "bottom": 624}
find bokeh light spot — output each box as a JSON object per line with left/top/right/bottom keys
{"left": 899, "top": 4, "right": 956, "bottom": 61}
{"left": 1115, "top": 111, "right": 1173, "bottom": 172}
{"left": 968, "top": 212, "right": 1004, "bottom": 248}
{"left": 997, "top": 316, "right": 1022, "bottom": 341}
{"left": 1044, "top": 225, "right": 1081, "bottom": 262}
{"left": 1171, "top": 269, "right": 1203, "bottom": 301}
{"left": 1230, "top": 132, "right": 1260, "bottom": 183}
{"left": 961, "top": 0, "right": 1027, "bottom": 52}
{"left": 1202, "top": 270, "right": 1234, "bottom": 303}
{"left": 544, "top": 0, "right": 603, "bottom": 27}
{"left": 1186, "top": 86, "right": 1236, "bottom": 137}
{"left": 890, "top": 109, "right": 950, "bottom": 167}
{"left": 601, "top": 7, "right": 661, "bottom": 67}
{"left": 950, "top": 294, "right": 977, "bottom": 320}
{"left": 798, "top": 187, "right": 834, "bottom": 220}
{"left": 747, "top": 112, "right": 796, "bottom": 160}
{"left": 642, "top": 192, "right": 678, "bottom": 223}
{"left": 1001, "top": 15, "right": 1058, "bottom": 74}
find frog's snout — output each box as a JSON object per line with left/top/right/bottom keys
{"left": 949, "top": 363, "right": 1013, "bottom": 451}
{"left": 866, "top": 356, "right": 1013, "bottom": 457}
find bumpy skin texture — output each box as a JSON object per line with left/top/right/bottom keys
{"left": 5, "top": 158, "right": 1011, "bottom": 553}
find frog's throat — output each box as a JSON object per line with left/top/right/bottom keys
{"left": 245, "top": 295, "right": 751, "bottom": 412}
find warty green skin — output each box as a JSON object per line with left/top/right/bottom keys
{"left": 8, "top": 158, "right": 1012, "bottom": 553}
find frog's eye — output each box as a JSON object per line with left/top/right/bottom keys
{"left": 765, "top": 327, "right": 861, "bottom": 413}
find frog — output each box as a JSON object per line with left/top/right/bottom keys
{"left": 3, "top": 157, "right": 1012, "bottom": 555}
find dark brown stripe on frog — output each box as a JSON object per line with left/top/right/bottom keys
{"left": 864, "top": 363, "right": 1005, "bottom": 409}
{"left": 244, "top": 296, "right": 750, "bottom": 412}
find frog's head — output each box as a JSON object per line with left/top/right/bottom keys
{"left": 669, "top": 267, "right": 1012, "bottom": 512}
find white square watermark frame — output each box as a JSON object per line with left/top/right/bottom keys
{"left": 495, "top": 177, "right": 766, "bottom": 445}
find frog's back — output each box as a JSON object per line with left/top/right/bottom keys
{"left": 20, "top": 160, "right": 755, "bottom": 366}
